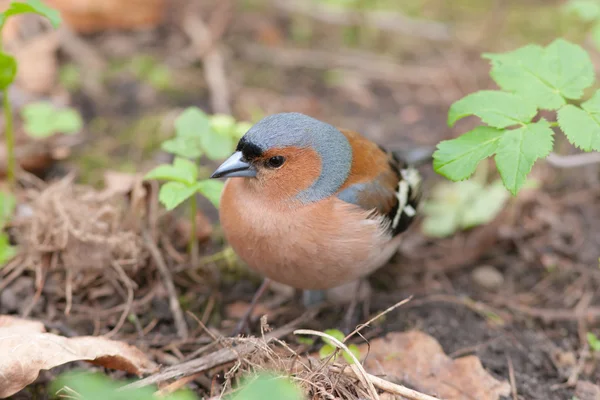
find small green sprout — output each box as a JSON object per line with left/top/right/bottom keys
{"left": 587, "top": 332, "right": 600, "bottom": 352}
{"left": 318, "top": 329, "right": 361, "bottom": 364}
{"left": 0, "top": 0, "right": 61, "bottom": 186}
{"left": 146, "top": 107, "right": 250, "bottom": 265}
{"left": 21, "top": 102, "right": 83, "bottom": 138}
{"left": 0, "top": 191, "right": 17, "bottom": 266}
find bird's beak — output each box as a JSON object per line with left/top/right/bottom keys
{"left": 210, "top": 151, "right": 257, "bottom": 179}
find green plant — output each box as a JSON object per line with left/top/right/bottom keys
{"left": 433, "top": 38, "right": 600, "bottom": 195}
{"left": 146, "top": 107, "right": 248, "bottom": 264}
{"left": 50, "top": 371, "right": 197, "bottom": 400}
{"left": 587, "top": 332, "right": 600, "bottom": 352}
{"left": 564, "top": 0, "right": 600, "bottom": 49}
{"left": 0, "top": 190, "right": 16, "bottom": 265}
{"left": 318, "top": 329, "right": 360, "bottom": 364}
{"left": 228, "top": 373, "right": 303, "bottom": 400}
{"left": 0, "top": 0, "right": 61, "bottom": 186}
{"left": 21, "top": 101, "right": 83, "bottom": 138}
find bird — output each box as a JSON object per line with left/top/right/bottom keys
{"left": 210, "top": 112, "right": 423, "bottom": 310}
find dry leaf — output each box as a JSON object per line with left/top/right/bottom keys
{"left": 0, "top": 315, "right": 158, "bottom": 398}
{"left": 359, "top": 330, "right": 511, "bottom": 400}
{"left": 576, "top": 381, "right": 600, "bottom": 400}
{"left": 44, "top": 0, "right": 166, "bottom": 33}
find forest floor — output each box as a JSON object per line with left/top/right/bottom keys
{"left": 1, "top": 1, "right": 599, "bottom": 399}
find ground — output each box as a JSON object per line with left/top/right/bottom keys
{"left": 1, "top": 0, "right": 599, "bottom": 399}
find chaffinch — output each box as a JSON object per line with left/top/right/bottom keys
{"left": 211, "top": 112, "right": 422, "bottom": 304}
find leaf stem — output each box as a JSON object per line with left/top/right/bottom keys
{"left": 189, "top": 194, "right": 199, "bottom": 266}
{"left": 3, "top": 88, "right": 15, "bottom": 187}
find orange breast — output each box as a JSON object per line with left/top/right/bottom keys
{"left": 219, "top": 178, "right": 396, "bottom": 290}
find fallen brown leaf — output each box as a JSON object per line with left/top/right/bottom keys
{"left": 358, "top": 330, "right": 511, "bottom": 400}
{"left": 0, "top": 315, "right": 158, "bottom": 398}
{"left": 576, "top": 381, "right": 600, "bottom": 400}
{"left": 44, "top": 0, "right": 166, "bottom": 33}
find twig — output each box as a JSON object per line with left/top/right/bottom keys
{"left": 272, "top": 0, "right": 451, "bottom": 41}
{"left": 104, "top": 262, "right": 136, "bottom": 338}
{"left": 546, "top": 152, "right": 600, "bottom": 168}
{"left": 240, "top": 43, "right": 447, "bottom": 86}
{"left": 330, "top": 365, "right": 441, "bottom": 400}
{"left": 122, "top": 310, "right": 318, "bottom": 390}
{"left": 506, "top": 356, "right": 518, "bottom": 400}
{"left": 182, "top": 7, "right": 231, "bottom": 114}
{"left": 143, "top": 230, "right": 189, "bottom": 339}
{"left": 155, "top": 372, "right": 204, "bottom": 397}
{"left": 294, "top": 329, "right": 380, "bottom": 400}
{"left": 344, "top": 296, "right": 412, "bottom": 342}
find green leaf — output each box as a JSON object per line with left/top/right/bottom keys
{"left": 319, "top": 344, "right": 335, "bottom": 359}
{"left": 0, "top": 0, "right": 61, "bottom": 29}
{"left": 210, "top": 114, "right": 236, "bottom": 136}
{"left": 557, "top": 90, "right": 600, "bottom": 151}
{"left": 229, "top": 373, "right": 303, "bottom": 400}
{"left": 323, "top": 329, "right": 345, "bottom": 346}
{"left": 234, "top": 121, "right": 253, "bottom": 139}
{"left": 195, "top": 179, "right": 224, "bottom": 208}
{"left": 161, "top": 137, "right": 203, "bottom": 159}
{"left": 144, "top": 157, "right": 198, "bottom": 185}
{"left": 0, "top": 52, "right": 17, "bottom": 90}
{"left": 483, "top": 39, "right": 594, "bottom": 110}
{"left": 0, "top": 233, "right": 16, "bottom": 265}
{"left": 175, "top": 107, "right": 212, "bottom": 138}
{"left": 21, "top": 102, "right": 83, "bottom": 138}
{"left": 587, "top": 332, "right": 600, "bottom": 352}
{"left": 342, "top": 344, "right": 361, "bottom": 364}
{"left": 461, "top": 180, "right": 510, "bottom": 228}
{"left": 199, "top": 131, "right": 236, "bottom": 160}
{"left": 159, "top": 182, "right": 197, "bottom": 211}
{"left": 563, "top": 0, "right": 600, "bottom": 21}
{"left": 297, "top": 337, "right": 315, "bottom": 346}
{"left": 422, "top": 179, "right": 509, "bottom": 238}
{"left": 0, "top": 191, "right": 16, "bottom": 229}
{"left": 433, "top": 126, "right": 504, "bottom": 181}
{"left": 448, "top": 90, "right": 537, "bottom": 128}
{"left": 495, "top": 120, "right": 554, "bottom": 195}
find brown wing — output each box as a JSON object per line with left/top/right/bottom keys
{"left": 336, "top": 129, "right": 422, "bottom": 236}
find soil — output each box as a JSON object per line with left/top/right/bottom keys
{"left": 1, "top": 1, "right": 600, "bottom": 399}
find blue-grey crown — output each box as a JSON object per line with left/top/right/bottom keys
{"left": 238, "top": 112, "right": 352, "bottom": 203}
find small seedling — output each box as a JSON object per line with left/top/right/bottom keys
{"left": 0, "top": 0, "right": 61, "bottom": 186}
{"left": 146, "top": 107, "right": 250, "bottom": 264}
{"left": 433, "top": 39, "right": 600, "bottom": 196}
{"left": 587, "top": 332, "right": 600, "bottom": 352}
{"left": 21, "top": 101, "right": 83, "bottom": 138}
{"left": 0, "top": 191, "right": 16, "bottom": 266}
{"left": 318, "top": 329, "right": 361, "bottom": 364}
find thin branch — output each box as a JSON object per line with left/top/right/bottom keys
{"left": 239, "top": 43, "right": 447, "bottom": 86}
{"left": 546, "top": 152, "right": 600, "bottom": 168}
{"left": 143, "top": 231, "right": 189, "bottom": 339}
{"left": 330, "top": 365, "right": 441, "bottom": 400}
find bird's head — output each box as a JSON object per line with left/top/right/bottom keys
{"left": 210, "top": 112, "right": 352, "bottom": 203}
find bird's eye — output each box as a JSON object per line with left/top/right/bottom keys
{"left": 266, "top": 156, "right": 285, "bottom": 169}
